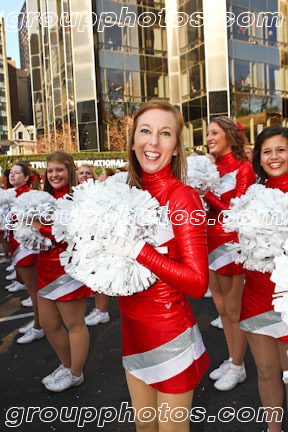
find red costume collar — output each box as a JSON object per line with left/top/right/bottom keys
{"left": 219, "top": 152, "right": 238, "bottom": 165}
{"left": 216, "top": 152, "right": 241, "bottom": 176}
{"left": 141, "top": 164, "right": 178, "bottom": 204}
{"left": 53, "top": 186, "right": 70, "bottom": 199}
{"left": 15, "top": 183, "right": 30, "bottom": 197}
{"left": 266, "top": 174, "right": 288, "bottom": 193}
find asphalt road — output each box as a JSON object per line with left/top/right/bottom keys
{"left": 0, "top": 258, "right": 286, "bottom": 432}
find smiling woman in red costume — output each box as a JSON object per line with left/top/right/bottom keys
{"left": 32, "top": 151, "right": 93, "bottom": 392}
{"left": 9, "top": 163, "right": 43, "bottom": 344}
{"left": 239, "top": 126, "right": 288, "bottom": 432}
{"left": 112, "top": 99, "right": 209, "bottom": 432}
{"left": 199, "top": 117, "right": 255, "bottom": 391}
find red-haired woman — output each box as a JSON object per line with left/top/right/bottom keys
{"left": 199, "top": 117, "right": 255, "bottom": 391}
{"left": 111, "top": 99, "right": 209, "bottom": 432}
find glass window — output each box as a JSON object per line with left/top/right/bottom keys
{"left": 31, "top": 55, "right": 40, "bottom": 67}
{"left": 189, "top": 64, "right": 201, "bottom": 96}
{"left": 252, "top": 62, "right": 264, "bottom": 90}
{"left": 104, "top": 26, "right": 122, "bottom": 51}
{"left": 125, "top": 54, "right": 141, "bottom": 72}
{"left": 30, "top": 34, "right": 39, "bottom": 55}
{"left": 186, "top": 48, "right": 199, "bottom": 68}
{"left": 77, "top": 100, "right": 96, "bottom": 122}
{"left": 106, "top": 51, "right": 125, "bottom": 70}
{"left": 232, "top": 6, "right": 249, "bottom": 41}
{"left": 234, "top": 59, "right": 251, "bottom": 91}
{"left": 146, "top": 72, "right": 162, "bottom": 98}
{"left": 78, "top": 122, "right": 97, "bottom": 151}
{"left": 209, "top": 91, "right": 228, "bottom": 115}
{"left": 269, "top": 65, "right": 281, "bottom": 93}
{"left": 32, "top": 68, "right": 41, "bottom": 92}
{"left": 106, "top": 69, "right": 124, "bottom": 100}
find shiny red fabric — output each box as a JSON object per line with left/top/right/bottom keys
{"left": 37, "top": 186, "right": 93, "bottom": 301}
{"left": 205, "top": 152, "right": 255, "bottom": 275}
{"left": 9, "top": 184, "right": 38, "bottom": 267}
{"left": 241, "top": 173, "right": 288, "bottom": 342}
{"left": 118, "top": 164, "right": 209, "bottom": 392}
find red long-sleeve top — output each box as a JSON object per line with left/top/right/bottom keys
{"left": 118, "top": 164, "right": 209, "bottom": 319}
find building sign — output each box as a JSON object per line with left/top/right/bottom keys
{"left": 29, "top": 159, "right": 126, "bottom": 169}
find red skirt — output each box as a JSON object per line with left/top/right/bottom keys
{"left": 207, "top": 224, "right": 243, "bottom": 275}
{"left": 118, "top": 284, "right": 209, "bottom": 393}
{"left": 9, "top": 233, "right": 39, "bottom": 267}
{"left": 37, "top": 246, "right": 94, "bottom": 301}
{"left": 239, "top": 270, "right": 288, "bottom": 343}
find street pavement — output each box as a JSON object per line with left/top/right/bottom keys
{"left": 0, "top": 258, "right": 286, "bottom": 432}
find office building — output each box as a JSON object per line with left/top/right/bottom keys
{"left": 0, "top": 10, "right": 12, "bottom": 147}
{"left": 26, "top": 0, "right": 288, "bottom": 151}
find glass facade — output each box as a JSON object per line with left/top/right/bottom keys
{"left": 26, "top": 0, "right": 288, "bottom": 151}
{"left": 27, "top": 0, "right": 98, "bottom": 152}
{"left": 228, "top": 0, "right": 288, "bottom": 143}
{"left": 178, "top": 0, "right": 207, "bottom": 148}
{"left": 93, "top": 0, "right": 168, "bottom": 150}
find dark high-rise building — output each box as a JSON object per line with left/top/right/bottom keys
{"left": 26, "top": 0, "right": 288, "bottom": 151}
{"left": 0, "top": 11, "right": 12, "bottom": 144}
{"left": 18, "top": 2, "right": 30, "bottom": 71}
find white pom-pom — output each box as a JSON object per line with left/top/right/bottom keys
{"left": 105, "top": 172, "right": 128, "bottom": 185}
{"left": 0, "top": 188, "right": 16, "bottom": 230}
{"left": 53, "top": 179, "right": 162, "bottom": 296}
{"left": 271, "top": 252, "right": 288, "bottom": 324}
{"left": 11, "top": 190, "right": 57, "bottom": 250}
{"left": 223, "top": 184, "right": 288, "bottom": 273}
{"left": 186, "top": 156, "right": 221, "bottom": 194}
{"left": 186, "top": 156, "right": 220, "bottom": 210}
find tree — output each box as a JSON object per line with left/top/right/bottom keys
{"left": 107, "top": 115, "right": 133, "bottom": 151}
{"left": 36, "top": 122, "right": 78, "bottom": 153}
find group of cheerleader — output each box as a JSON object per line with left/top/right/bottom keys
{"left": 1, "top": 98, "right": 288, "bottom": 432}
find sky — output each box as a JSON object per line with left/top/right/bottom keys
{"left": 1, "top": 0, "right": 25, "bottom": 68}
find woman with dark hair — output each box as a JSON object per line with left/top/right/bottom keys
{"left": 239, "top": 125, "right": 288, "bottom": 432}
{"left": 8, "top": 163, "right": 43, "bottom": 343}
{"left": 98, "top": 168, "right": 115, "bottom": 182}
{"left": 112, "top": 99, "right": 209, "bottom": 432}
{"left": 198, "top": 117, "right": 255, "bottom": 391}
{"left": 31, "top": 151, "right": 93, "bottom": 392}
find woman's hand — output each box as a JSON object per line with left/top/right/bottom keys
{"left": 195, "top": 187, "right": 210, "bottom": 196}
{"left": 31, "top": 220, "right": 42, "bottom": 230}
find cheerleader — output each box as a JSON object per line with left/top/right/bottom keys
{"left": 31, "top": 151, "right": 93, "bottom": 392}
{"left": 199, "top": 117, "right": 255, "bottom": 391}
{"left": 8, "top": 163, "right": 43, "bottom": 343}
{"left": 77, "top": 164, "right": 97, "bottom": 183}
{"left": 239, "top": 126, "right": 288, "bottom": 432}
{"left": 107, "top": 99, "right": 209, "bottom": 432}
